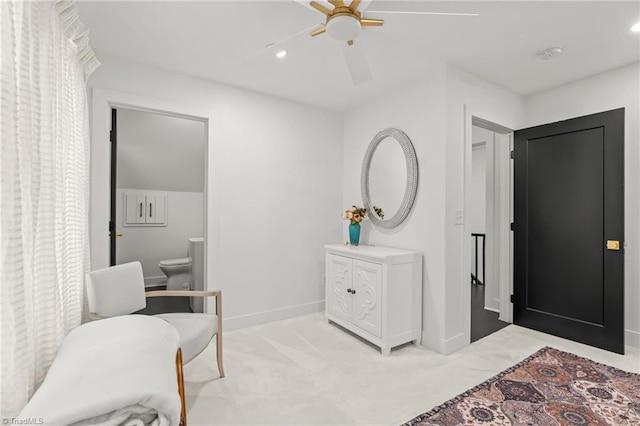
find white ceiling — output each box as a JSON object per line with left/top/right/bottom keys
{"left": 77, "top": 1, "right": 640, "bottom": 111}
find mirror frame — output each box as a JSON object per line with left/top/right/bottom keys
{"left": 361, "top": 128, "right": 418, "bottom": 229}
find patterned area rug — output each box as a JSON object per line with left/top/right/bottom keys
{"left": 403, "top": 346, "right": 640, "bottom": 426}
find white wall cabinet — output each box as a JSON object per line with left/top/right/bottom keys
{"left": 325, "top": 244, "right": 422, "bottom": 355}
{"left": 123, "top": 191, "right": 167, "bottom": 226}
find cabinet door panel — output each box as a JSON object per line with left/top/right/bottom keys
{"left": 352, "top": 260, "right": 382, "bottom": 337}
{"left": 147, "top": 194, "right": 166, "bottom": 224}
{"left": 326, "top": 254, "right": 352, "bottom": 322}
{"left": 153, "top": 194, "right": 166, "bottom": 224}
{"left": 124, "top": 193, "right": 146, "bottom": 225}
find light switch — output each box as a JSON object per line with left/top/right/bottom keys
{"left": 455, "top": 209, "right": 464, "bottom": 225}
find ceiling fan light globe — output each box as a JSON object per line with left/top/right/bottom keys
{"left": 326, "top": 15, "right": 361, "bottom": 41}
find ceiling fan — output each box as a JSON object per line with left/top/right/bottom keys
{"left": 256, "top": 0, "right": 478, "bottom": 85}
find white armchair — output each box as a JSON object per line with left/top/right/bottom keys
{"left": 86, "top": 261, "right": 224, "bottom": 377}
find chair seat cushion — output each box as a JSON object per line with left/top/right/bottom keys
{"left": 154, "top": 313, "right": 217, "bottom": 363}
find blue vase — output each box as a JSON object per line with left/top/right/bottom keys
{"left": 349, "top": 222, "right": 361, "bottom": 246}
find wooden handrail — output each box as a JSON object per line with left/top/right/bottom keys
{"left": 471, "top": 233, "right": 486, "bottom": 286}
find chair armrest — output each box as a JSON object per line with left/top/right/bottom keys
{"left": 145, "top": 290, "right": 221, "bottom": 298}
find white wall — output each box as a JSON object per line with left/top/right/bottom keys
{"left": 342, "top": 64, "right": 449, "bottom": 352}
{"left": 117, "top": 109, "right": 205, "bottom": 192}
{"left": 89, "top": 53, "right": 343, "bottom": 330}
{"left": 445, "top": 65, "right": 526, "bottom": 353}
{"left": 343, "top": 63, "right": 525, "bottom": 353}
{"left": 89, "top": 53, "right": 638, "bottom": 351}
{"left": 525, "top": 62, "right": 640, "bottom": 347}
{"left": 115, "top": 189, "right": 204, "bottom": 282}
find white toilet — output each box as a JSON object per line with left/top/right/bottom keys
{"left": 158, "top": 257, "right": 192, "bottom": 291}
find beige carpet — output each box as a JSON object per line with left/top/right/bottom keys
{"left": 183, "top": 313, "right": 639, "bottom": 425}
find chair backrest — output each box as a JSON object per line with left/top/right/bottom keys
{"left": 86, "top": 261, "right": 147, "bottom": 317}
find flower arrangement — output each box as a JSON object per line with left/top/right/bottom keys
{"left": 343, "top": 205, "right": 384, "bottom": 225}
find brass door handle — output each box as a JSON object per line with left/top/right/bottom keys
{"left": 606, "top": 240, "right": 620, "bottom": 250}
{"left": 115, "top": 232, "right": 123, "bottom": 239}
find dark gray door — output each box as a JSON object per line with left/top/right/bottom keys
{"left": 513, "top": 108, "right": 624, "bottom": 354}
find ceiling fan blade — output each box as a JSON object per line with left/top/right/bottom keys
{"left": 349, "top": 0, "right": 361, "bottom": 12}
{"left": 310, "top": 1, "right": 332, "bottom": 16}
{"left": 356, "top": 0, "right": 373, "bottom": 13}
{"left": 367, "top": 10, "right": 479, "bottom": 17}
{"left": 360, "top": 18, "right": 384, "bottom": 27}
{"left": 341, "top": 40, "right": 372, "bottom": 85}
{"left": 328, "top": 0, "right": 345, "bottom": 7}
{"left": 310, "top": 25, "right": 327, "bottom": 36}
{"left": 247, "top": 23, "right": 323, "bottom": 58}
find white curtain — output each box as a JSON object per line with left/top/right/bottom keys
{"left": 0, "top": 0, "right": 99, "bottom": 415}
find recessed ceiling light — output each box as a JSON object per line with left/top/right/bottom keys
{"left": 631, "top": 22, "right": 640, "bottom": 32}
{"left": 276, "top": 50, "right": 287, "bottom": 59}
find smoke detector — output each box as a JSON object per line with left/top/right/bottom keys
{"left": 537, "top": 47, "right": 563, "bottom": 60}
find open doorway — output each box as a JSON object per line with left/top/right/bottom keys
{"left": 110, "top": 107, "right": 207, "bottom": 314}
{"left": 470, "top": 118, "right": 512, "bottom": 342}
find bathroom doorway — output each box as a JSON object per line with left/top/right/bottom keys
{"left": 109, "top": 107, "right": 207, "bottom": 312}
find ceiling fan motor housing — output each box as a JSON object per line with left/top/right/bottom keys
{"left": 326, "top": 13, "right": 362, "bottom": 41}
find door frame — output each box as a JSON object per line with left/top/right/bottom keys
{"left": 90, "top": 88, "right": 218, "bottom": 312}
{"left": 464, "top": 110, "right": 515, "bottom": 343}
{"left": 110, "top": 108, "right": 117, "bottom": 266}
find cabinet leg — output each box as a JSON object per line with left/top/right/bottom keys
{"left": 381, "top": 347, "right": 391, "bottom": 356}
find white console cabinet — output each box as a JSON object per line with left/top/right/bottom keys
{"left": 325, "top": 244, "right": 422, "bottom": 355}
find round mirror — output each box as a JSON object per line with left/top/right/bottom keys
{"left": 369, "top": 137, "right": 406, "bottom": 219}
{"left": 361, "top": 128, "right": 418, "bottom": 229}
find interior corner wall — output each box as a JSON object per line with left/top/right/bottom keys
{"left": 88, "top": 53, "right": 344, "bottom": 330}
{"left": 342, "top": 63, "right": 449, "bottom": 351}
{"left": 445, "top": 65, "right": 525, "bottom": 353}
{"left": 524, "top": 62, "right": 640, "bottom": 348}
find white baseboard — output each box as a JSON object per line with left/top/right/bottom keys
{"left": 420, "top": 331, "right": 469, "bottom": 355}
{"left": 626, "top": 329, "right": 640, "bottom": 348}
{"left": 223, "top": 300, "right": 325, "bottom": 332}
{"left": 442, "top": 332, "right": 468, "bottom": 355}
{"left": 484, "top": 306, "right": 500, "bottom": 314}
